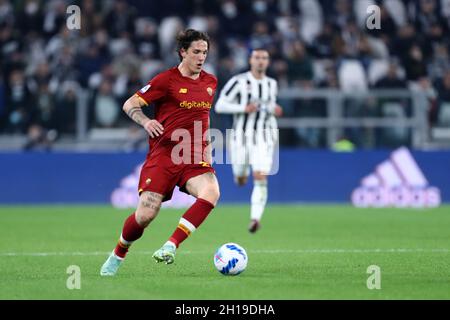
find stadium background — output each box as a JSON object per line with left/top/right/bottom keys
{"left": 0, "top": 0, "right": 450, "bottom": 300}
{"left": 0, "top": 0, "right": 449, "bottom": 204}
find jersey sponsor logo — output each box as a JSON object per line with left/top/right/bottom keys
{"left": 207, "top": 87, "right": 213, "bottom": 96}
{"left": 179, "top": 88, "right": 188, "bottom": 94}
{"left": 352, "top": 147, "right": 441, "bottom": 208}
{"left": 179, "top": 101, "right": 212, "bottom": 110}
{"left": 139, "top": 84, "right": 151, "bottom": 93}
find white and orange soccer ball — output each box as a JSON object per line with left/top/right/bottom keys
{"left": 214, "top": 243, "right": 248, "bottom": 275}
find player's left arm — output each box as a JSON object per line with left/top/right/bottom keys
{"left": 215, "top": 77, "right": 247, "bottom": 114}
{"left": 271, "top": 79, "right": 283, "bottom": 117}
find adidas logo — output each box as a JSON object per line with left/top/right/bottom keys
{"left": 352, "top": 147, "right": 441, "bottom": 208}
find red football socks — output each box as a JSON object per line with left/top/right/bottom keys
{"left": 114, "top": 212, "right": 144, "bottom": 258}
{"left": 169, "top": 198, "right": 215, "bottom": 248}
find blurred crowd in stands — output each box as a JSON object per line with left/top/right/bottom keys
{"left": 1, "top": 0, "right": 450, "bottom": 150}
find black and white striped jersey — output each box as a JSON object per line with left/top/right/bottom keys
{"left": 215, "top": 71, "right": 278, "bottom": 144}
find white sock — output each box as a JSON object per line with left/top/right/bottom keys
{"left": 164, "top": 241, "right": 176, "bottom": 249}
{"left": 251, "top": 180, "right": 268, "bottom": 221}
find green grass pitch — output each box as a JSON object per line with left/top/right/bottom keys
{"left": 0, "top": 205, "right": 449, "bottom": 299}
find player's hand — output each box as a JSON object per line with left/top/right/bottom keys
{"left": 274, "top": 104, "right": 283, "bottom": 117}
{"left": 143, "top": 119, "right": 164, "bottom": 138}
{"left": 245, "top": 103, "right": 258, "bottom": 113}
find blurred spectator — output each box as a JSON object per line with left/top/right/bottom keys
{"left": 5, "top": 69, "right": 33, "bottom": 133}
{"left": 89, "top": 63, "right": 115, "bottom": 91}
{"left": 76, "top": 42, "right": 109, "bottom": 88}
{"left": 328, "top": 0, "right": 355, "bottom": 31}
{"left": 409, "top": 77, "right": 438, "bottom": 126}
{"left": 393, "top": 24, "right": 418, "bottom": 62}
{"left": 91, "top": 81, "right": 120, "bottom": 128}
{"left": 218, "top": 0, "right": 252, "bottom": 38}
{"left": 384, "top": 0, "right": 407, "bottom": 27}
{"left": 79, "top": 0, "right": 103, "bottom": 38}
{"left": 403, "top": 44, "right": 428, "bottom": 82}
{"left": 374, "top": 61, "right": 409, "bottom": 146}
{"left": 436, "top": 70, "right": 450, "bottom": 103}
{"left": 28, "top": 61, "right": 53, "bottom": 93}
{"left": 33, "top": 82, "right": 56, "bottom": 129}
{"left": 0, "top": 0, "right": 14, "bottom": 27}
{"left": 414, "top": 0, "right": 448, "bottom": 37}
{"left": 249, "top": 20, "right": 274, "bottom": 51}
{"left": 434, "top": 70, "right": 450, "bottom": 125}
{"left": 17, "top": 0, "right": 43, "bottom": 36}
{"left": 374, "top": 62, "right": 407, "bottom": 89}
{"left": 332, "top": 136, "right": 355, "bottom": 152}
{"left": 104, "top": 0, "right": 136, "bottom": 39}
{"left": 428, "top": 44, "right": 450, "bottom": 80}
{"left": 23, "top": 75, "right": 58, "bottom": 151}
{"left": 338, "top": 59, "right": 368, "bottom": 93}
{"left": 158, "top": 16, "right": 184, "bottom": 65}
{"left": 311, "top": 22, "right": 337, "bottom": 59}
{"left": 0, "top": 22, "right": 24, "bottom": 73}
{"left": 299, "top": 0, "right": 323, "bottom": 45}
{"left": 54, "top": 81, "right": 78, "bottom": 134}
{"left": 23, "top": 123, "right": 56, "bottom": 151}
{"left": 43, "top": 0, "right": 68, "bottom": 38}
{"left": 0, "top": 68, "right": 5, "bottom": 128}
{"left": 339, "top": 19, "right": 373, "bottom": 65}
{"left": 317, "top": 62, "right": 339, "bottom": 88}
{"left": 366, "top": 4, "right": 398, "bottom": 47}
{"left": 135, "top": 18, "right": 160, "bottom": 60}
{"left": 286, "top": 40, "right": 314, "bottom": 88}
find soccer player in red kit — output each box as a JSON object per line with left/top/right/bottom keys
{"left": 100, "top": 29, "right": 219, "bottom": 276}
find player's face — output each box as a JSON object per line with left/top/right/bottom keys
{"left": 249, "top": 50, "right": 270, "bottom": 74}
{"left": 181, "top": 40, "right": 208, "bottom": 75}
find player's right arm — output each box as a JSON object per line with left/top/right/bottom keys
{"left": 122, "top": 95, "right": 164, "bottom": 138}
{"left": 123, "top": 73, "right": 167, "bottom": 138}
{"left": 215, "top": 77, "right": 257, "bottom": 114}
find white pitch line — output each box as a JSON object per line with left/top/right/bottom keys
{"left": 1, "top": 248, "right": 449, "bottom": 257}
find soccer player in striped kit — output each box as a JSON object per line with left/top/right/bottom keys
{"left": 215, "top": 48, "right": 283, "bottom": 233}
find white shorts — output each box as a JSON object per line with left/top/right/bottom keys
{"left": 228, "top": 128, "right": 278, "bottom": 177}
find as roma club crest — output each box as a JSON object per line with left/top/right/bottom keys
{"left": 207, "top": 87, "right": 213, "bottom": 96}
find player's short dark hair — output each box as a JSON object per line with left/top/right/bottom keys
{"left": 176, "top": 29, "right": 210, "bottom": 61}
{"left": 250, "top": 47, "right": 270, "bottom": 56}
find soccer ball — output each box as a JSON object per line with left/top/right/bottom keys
{"left": 214, "top": 243, "right": 248, "bottom": 275}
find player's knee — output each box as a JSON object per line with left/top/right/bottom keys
{"left": 208, "top": 186, "right": 221, "bottom": 206}
{"left": 199, "top": 183, "right": 220, "bottom": 206}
